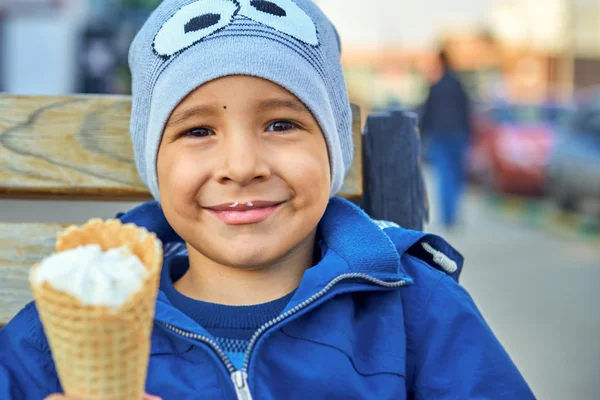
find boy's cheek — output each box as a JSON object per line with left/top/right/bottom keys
{"left": 157, "top": 150, "right": 208, "bottom": 206}
{"left": 282, "top": 151, "right": 330, "bottom": 192}
{"left": 273, "top": 133, "right": 329, "bottom": 170}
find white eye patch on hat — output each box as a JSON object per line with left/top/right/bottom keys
{"left": 154, "top": 0, "right": 319, "bottom": 57}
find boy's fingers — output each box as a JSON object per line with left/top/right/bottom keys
{"left": 143, "top": 395, "right": 163, "bottom": 400}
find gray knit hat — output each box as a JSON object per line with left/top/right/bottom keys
{"left": 129, "top": 0, "right": 353, "bottom": 201}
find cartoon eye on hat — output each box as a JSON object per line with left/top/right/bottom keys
{"left": 154, "top": 0, "right": 319, "bottom": 58}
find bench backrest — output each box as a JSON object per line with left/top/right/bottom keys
{"left": 0, "top": 93, "right": 363, "bottom": 327}
{"left": 361, "top": 108, "right": 429, "bottom": 230}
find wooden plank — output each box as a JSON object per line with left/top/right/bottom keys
{"left": 0, "top": 94, "right": 363, "bottom": 200}
{"left": 0, "top": 94, "right": 150, "bottom": 200}
{"left": 340, "top": 104, "right": 363, "bottom": 201}
{"left": 0, "top": 222, "right": 69, "bottom": 327}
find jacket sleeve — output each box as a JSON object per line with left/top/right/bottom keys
{"left": 0, "top": 302, "right": 61, "bottom": 399}
{"left": 407, "top": 275, "right": 535, "bottom": 399}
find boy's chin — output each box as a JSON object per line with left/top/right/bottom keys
{"left": 216, "top": 248, "right": 287, "bottom": 270}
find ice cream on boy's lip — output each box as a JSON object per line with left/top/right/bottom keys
{"left": 204, "top": 200, "right": 287, "bottom": 225}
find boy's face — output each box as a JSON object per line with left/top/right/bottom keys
{"left": 157, "top": 75, "right": 330, "bottom": 269}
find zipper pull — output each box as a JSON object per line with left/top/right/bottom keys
{"left": 231, "top": 370, "right": 253, "bottom": 400}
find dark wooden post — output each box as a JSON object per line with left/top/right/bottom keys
{"left": 361, "top": 108, "right": 429, "bottom": 230}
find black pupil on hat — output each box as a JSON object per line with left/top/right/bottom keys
{"left": 250, "top": 0, "right": 287, "bottom": 17}
{"left": 184, "top": 14, "right": 221, "bottom": 33}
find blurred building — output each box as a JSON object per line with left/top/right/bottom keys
{"left": 0, "top": 0, "right": 159, "bottom": 95}
{"left": 315, "top": 0, "right": 494, "bottom": 111}
{"left": 322, "top": 0, "right": 600, "bottom": 110}
{"left": 0, "top": 0, "right": 88, "bottom": 94}
{"left": 3, "top": 0, "right": 600, "bottom": 105}
{"left": 490, "top": 0, "right": 600, "bottom": 102}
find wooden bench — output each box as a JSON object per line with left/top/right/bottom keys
{"left": 0, "top": 94, "right": 363, "bottom": 327}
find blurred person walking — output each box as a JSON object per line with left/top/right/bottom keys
{"left": 421, "top": 49, "right": 472, "bottom": 230}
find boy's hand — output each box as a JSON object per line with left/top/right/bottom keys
{"left": 45, "top": 394, "right": 162, "bottom": 400}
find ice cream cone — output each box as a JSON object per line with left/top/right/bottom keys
{"left": 30, "top": 219, "right": 163, "bottom": 400}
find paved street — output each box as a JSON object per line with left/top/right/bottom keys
{"left": 424, "top": 172, "right": 600, "bottom": 400}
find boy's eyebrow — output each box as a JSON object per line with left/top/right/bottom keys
{"left": 167, "top": 105, "right": 218, "bottom": 127}
{"left": 256, "top": 98, "right": 309, "bottom": 114}
{"left": 166, "top": 98, "right": 308, "bottom": 128}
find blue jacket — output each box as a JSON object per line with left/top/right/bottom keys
{"left": 0, "top": 197, "right": 534, "bottom": 399}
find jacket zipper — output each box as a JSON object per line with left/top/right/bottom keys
{"left": 160, "top": 273, "right": 407, "bottom": 400}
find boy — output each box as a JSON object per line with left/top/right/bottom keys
{"left": 0, "top": 0, "right": 535, "bottom": 398}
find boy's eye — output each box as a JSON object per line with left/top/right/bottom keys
{"left": 180, "top": 127, "right": 214, "bottom": 138}
{"left": 267, "top": 121, "right": 297, "bottom": 133}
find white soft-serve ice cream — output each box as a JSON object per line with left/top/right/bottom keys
{"left": 31, "top": 244, "right": 149, "bottom": 309}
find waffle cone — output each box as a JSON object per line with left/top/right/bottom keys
{"left": 30, "top": 219, "right": 163, "bottom": 400}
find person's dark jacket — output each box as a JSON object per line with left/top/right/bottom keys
{"left": 421, "top": 70, "right": 472, "bottom": 134}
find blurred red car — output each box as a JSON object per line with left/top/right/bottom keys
{"left": 468, "top": 104, "right": 567, "bottom": 196}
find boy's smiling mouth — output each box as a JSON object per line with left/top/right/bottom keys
{"left": 204, "top": 200, "right": 287, "bottom": 225}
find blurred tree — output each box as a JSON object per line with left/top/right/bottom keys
{"left": 82, "top": 0, "right": 160, "bottom": 94}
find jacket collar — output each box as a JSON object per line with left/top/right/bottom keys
{"left": 318, "top": 197, "right": 405, "bottom": 276}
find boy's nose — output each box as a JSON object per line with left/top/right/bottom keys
{"left": 215, "top": 134, "right": 271, "bottom": 186}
